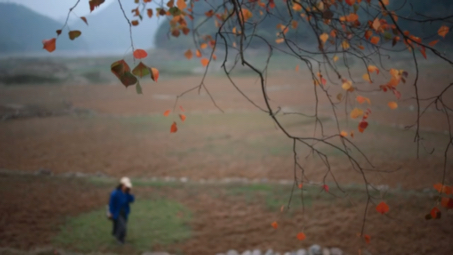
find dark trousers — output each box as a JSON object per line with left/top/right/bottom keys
{"left": 112, "top": 214, "right": 127, "bottom": 243}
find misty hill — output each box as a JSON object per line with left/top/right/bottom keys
{"left": 69, "top": 1, "right": 162, "bottom": 54}
{"left": 154, "top": 0, "right": 453, "bottom": 50}
{"left": 0, "top": 3, "right": 88, "bottom": 54}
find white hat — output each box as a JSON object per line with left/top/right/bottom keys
{"left": 120, "top": 177, "right": 132, "bottom": 188}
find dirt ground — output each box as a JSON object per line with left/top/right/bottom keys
{"left": 1, "top": 66, "right": 453, "bottom": 254}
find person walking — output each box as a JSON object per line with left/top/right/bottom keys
{"left": 107, "top": 177, "right": 135, "bottom": 244}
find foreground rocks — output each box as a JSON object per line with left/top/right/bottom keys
{"left": 216, "top": 245, "right": 343, "bottom": 255}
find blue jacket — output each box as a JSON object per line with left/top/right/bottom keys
{"left": 109, "top": 189, "right": 135, "bottom": 220}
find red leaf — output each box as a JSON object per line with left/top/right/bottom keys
{"left": 179, "top": 106, "right": 185, "bottom": 112}
{"left": 430, "top": 207, "right": 441, "bottom": 219}
{"left": 364, "top": 234, "right": 371, "bottom": 244}
{"left": 132, "top": 20, "right": 139, "bottom": 26}
{"left": 56, "top": 30, "right": 62, "bottom": 36}
{"left": 298, "top": 183, "right": 303, "bottom": 189}
{"left": 376, "top": 201, "right": 389, "bottom": 214}
{"left": 170, "top": 122, "right": 178, "bottom": 133}
{"left": 393, "top": 89, "right": 401, "bottom": 99}
{"left": 271, "top": 221, "right": 278, "bottom": 229}
{"left": 179, "top": 114, "right": 186, "bottom": 122}
{"left": 133, "top": 49, "right": 148, "bottom": 59}
{"left": 441, "top": 197, "right": 453, "bottom": 209}
{"left": 89, "top": 0, "right": 105, "bottom": 12}
{"left": 42, "top": 38, "right": 56, "bottom": 53}
{"left": 358, "top": 121, "right": 368, "bottom": 133}
{"left": 297, "top": 232, "right": 306, "bottom": 241}
{"left": 80, "top": 16, "right": 88, "bottom": 25}
{"left": 164, "top": 110, "right": 170, "bottom": 117}
{"left": 323, "top": 184, "right": 329, "bottom": 192}
{"left": 150, "top": 68, "right": 159, "bottom": 82}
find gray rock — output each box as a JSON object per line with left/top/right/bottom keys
{"left": 309, "top": 245, "right": 322, "bottom": 255}
{"left": 252, "top": 249, "right": 262, "bottom": 255}
{"left": 283, "top": 252, "right": 291, "bottom": 255}
{"left": 329, "top": 248, "right": 343, "bottom": 255}
{"left": 242, "top": 251, "right": 252, "bottom": 255}
{"left": 296, "top": 249, "right": 307, "bottom": 255}
{"left": 227, "top": 250, "right": 240, "bottom": 255}
{"left": 322, "top": 248, "right": 330, "bottom": 255}
{"left": 264, "top": 249, "right": 274, "bottom": 255}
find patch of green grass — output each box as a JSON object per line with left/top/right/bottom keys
{"left": 53, "top": 199, "right": 192, "bottom": 253}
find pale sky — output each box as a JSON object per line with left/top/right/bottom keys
{"left": 0, "top": 0, "right": 115, "bottom": 21}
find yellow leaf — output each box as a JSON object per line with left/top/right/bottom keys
{"left": 388, "top": 101, "right": 398, "bottom": 109}
{"left": 333, "top": 55, "right": 339, "bottom": 62}
{"left": 350, "top": 108, "right": 364, "bottom": 119}
{"left": 342, "top": 80, "right": 352, "bottom": 90}
{"left": 342, "top": 40, "right": 350, "bottom": 50}
{"left": 276, "top": 38, "right": 285, "bottom": 44}
{"left": 320, "top": 33, "right": 329, "bottom": 44}
{"left": 362, "top": 73, "right": 372, "bottom": 83}
{"left": 438, "top": 25, "right": 449, "bottom": 38}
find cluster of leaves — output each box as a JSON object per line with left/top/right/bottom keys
{"left": 426, "top": 183, "right": 453, "bottom": 220}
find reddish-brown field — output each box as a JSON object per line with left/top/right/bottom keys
{"left": 1, "top": 63, "right": 453, "bottom": 254}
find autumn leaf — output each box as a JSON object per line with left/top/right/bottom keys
{"left": 323, "top": 184, "right": 329, "bottom": 192}
{"left": 382, "top": 0, "right": 389, "bottom": 5}
{"left": 184, "top": 49, "right": 193, "bottom": 60}
{"left": 176, "top": 0, "right": 187, "bottom": 10}
{"left": 111, "top": 59, "right": 130, "bottom": 79}
{"left": 430, "top": 207, "right": 441, "bottom": 219}
{"left": 132, "top": 20, "right": 139, "bottom": 26}
{"left": 367, "top": 65, "right": 379, "bottom": 74}
{"left": 337, "top": 93, "right": 343, "bottom": 101}
{"left": 370, "top": 36, "right": 380, "bottom": 45}
{"left": 164, "top": 110, "right": 171, "bottom": 117}
{"left": 376, "top": 201, "right": 390, "bottom": 214}
{"left": 196, "top": 49, "right": 202, "bottom": 58}
{"left": 350, "top": 108, "right": 363, "bottom": 119}
{"left": 56, "top": 30, "right": 62, "bottom": 36}
{"left": 345, "top": 0, "right": 355, "bottom": 6}
{"left": 388, "top": 101, "right": 398, "bottom": 109}
{"left": 275, "top": 38, "right": 285, "bottom": 44}
{"left": 147, "top": 9, "right": 153, "bottom": 18}
{"left": 362, "top": 73, "right": 372, "bottom": 83}
{"left": 179, "top": 114, "right": 186, "bottom": 122}
{"left": 297, "top": 232, "right": 306, "bottom": 241}
{"left": 132, "top": 62, "right": 151, "bottom": 78}
{"left": 441, "top": 197, "right": 453, "bottom": 209}
{"left": 170, "top": 122, "right": 178, "bottom": 133}
{"left": 342, "top": 40, "right": 350, "bottom": 50}
{"left": 133, "top": 49, "right": 148, "bottom": 59}
{"left": 298, "top": 183, "right": 303, "bottom": 189}
{"left": 80, "top": 17, "right": 88, "bottom": 25}
{"left": 291, "top": 20, "right": 298, "bottom": 29}
{"left": 372, "top": 18, "right": 381, "bottom": 31}
{"left": 438, "top": 25, "right": 449, "bottom": 38}
{"left": 119, "top": 72, "right": 138, "bottom": 87}
{"left": 201, "top": 58, "right": 209, "bottom": 67}
{"left": 365, "top": 30, "right": 373, "bottom": 40}
{"left": 358, "top": 121, "right": 368, "bottom": 133}
{"left": 346, "top": 13, "right": 358, "bottom": 22}
{"left": 271, "top": 221, "right": 278, "bottom": 229}
{"left": 89, "top": 0, "right": 105, "bottom": 12}
{"left": 429, "top": 40, "right": 439, "bottom": 47}
{"left": 342, "top": 80, "right": 352, "bottom": 90}
{"left": 333, "top": 55, "right": 339, "bottom": 62}
{"left": 150, "top": 68, "right": 159, "bottom": 82}
{"left": 340, "top": 131, "right": 348, "bottom": 137}
{"left": 200, "top": 43, "right": 208, "bottom": 49}
{"left": 42, "top": 38, "right": 56, "bottom": 52}
{"left": 356, "top": 96, "right": 371, "bottom": 105}
{"left": 320, "top": 33, "right": 329, "bottom": 44}
{"left": 179, "top": 106, "right": 185, "bottom": 112}
{"left": 364, "top": 234, "right": 371, "bottom": 244}
{"left": 68, "top": 30, "right": 82, "bottom": 40}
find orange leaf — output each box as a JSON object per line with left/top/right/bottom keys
{"left": 132, "top": 20, "right": 139, "bottom": 26}
{"left": 342, "top": 80, "right": 352, "bottom": 90}
{"left": 434, "top": 183, "right": 443, "bottom": 192}
{"left": 298, "top": 183, "right": 303, "bottom": 189}
{"left": 346, "top": 13, "right": 358, "bottom": 22}
{"left": 200, "top": 58, "right": 209, "bottom": 67}
{"left": 441, "top": 197, "right": 453, "bottom": 209}
{"left": 164, "top": 110, "right": 171, "bottom": 117}
{"left": 184, "top": 49, "right": 193, "bottom": 60}
{"left": 356, "top": 96, "right": 371, "bottom": 105}
{"left": 367, "top": 65, "right": 379, "bottom": 74}
{"left": 176, "top": 0, "right": 187, "bottom": 10}
{"left": 388, "top": 101, "right": 398, "bottom": 109}
{"left": 147, "top": 9, "right": 153, "bottom": 18}
{"left": 358, "top": 121, "right": 368, "bottom": 133}
{"left": 429, "top": 40, "right": 439, "bottom": 47}
{"left": 345, "top": 0, "right": 355, "bottom": 6}
{"left": 170, "top": 122, "right": 178, "bottom": 133}
{"left": 291, "top": 20, "right": 298, "bottom": 29}
{"left": 340, "top": 131, "right": 348, "bottom": 137}
{"left": 364, "top": 234, "right": 371, "bottom": 244}
{"left": 376, "top": 201, "right": 389, "bottom": 214}
{"left": 271, "top": 221, "right": 278, "bottom": 229}
{"left": 179, "top": 114, "right": 186, "bottom": 122}
{"left": 297, "top": 232, "right": 306, "bottom": 241}
{"left": 362, "top": 73, "right": 372, "bottom": 83}
{"left": 438, "top": 25, "right": 449, "bottom": 38}
{"left": 370, "top": 36, "right": 380, "bottom": 45}
{"left": 80, "top": 16, "right": 88, "bottom": 25}
{"left": 150, "top": 67, "right": 159, "bottom": 82}
{"left": 430, "top": 207, "right": 441, "bottom": 219}
{"left": 196, "top": 49, "right": 202, "bottom": 58}
{"left": 275, "top": 38, "right": 285, "bottom": 44}
{"left": 364, "top": 30, "right": 373, "bottom": 40}
{"left": 372, "top": 18, "right": 381, "bottom": 31}
{"left": 42, "top": 38, "right": 56, "bottom": 53}
{"left": 200, "top": 43, "right": 208, "bottom": 49}
{"left": 133, "top": 49, "right": 148, "bottom": 59}
{"left": 320, "top": 33, "right": 329, "bottom": 44}
{"left": 382, "top": 0, "right": 389, "bottom": 5}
